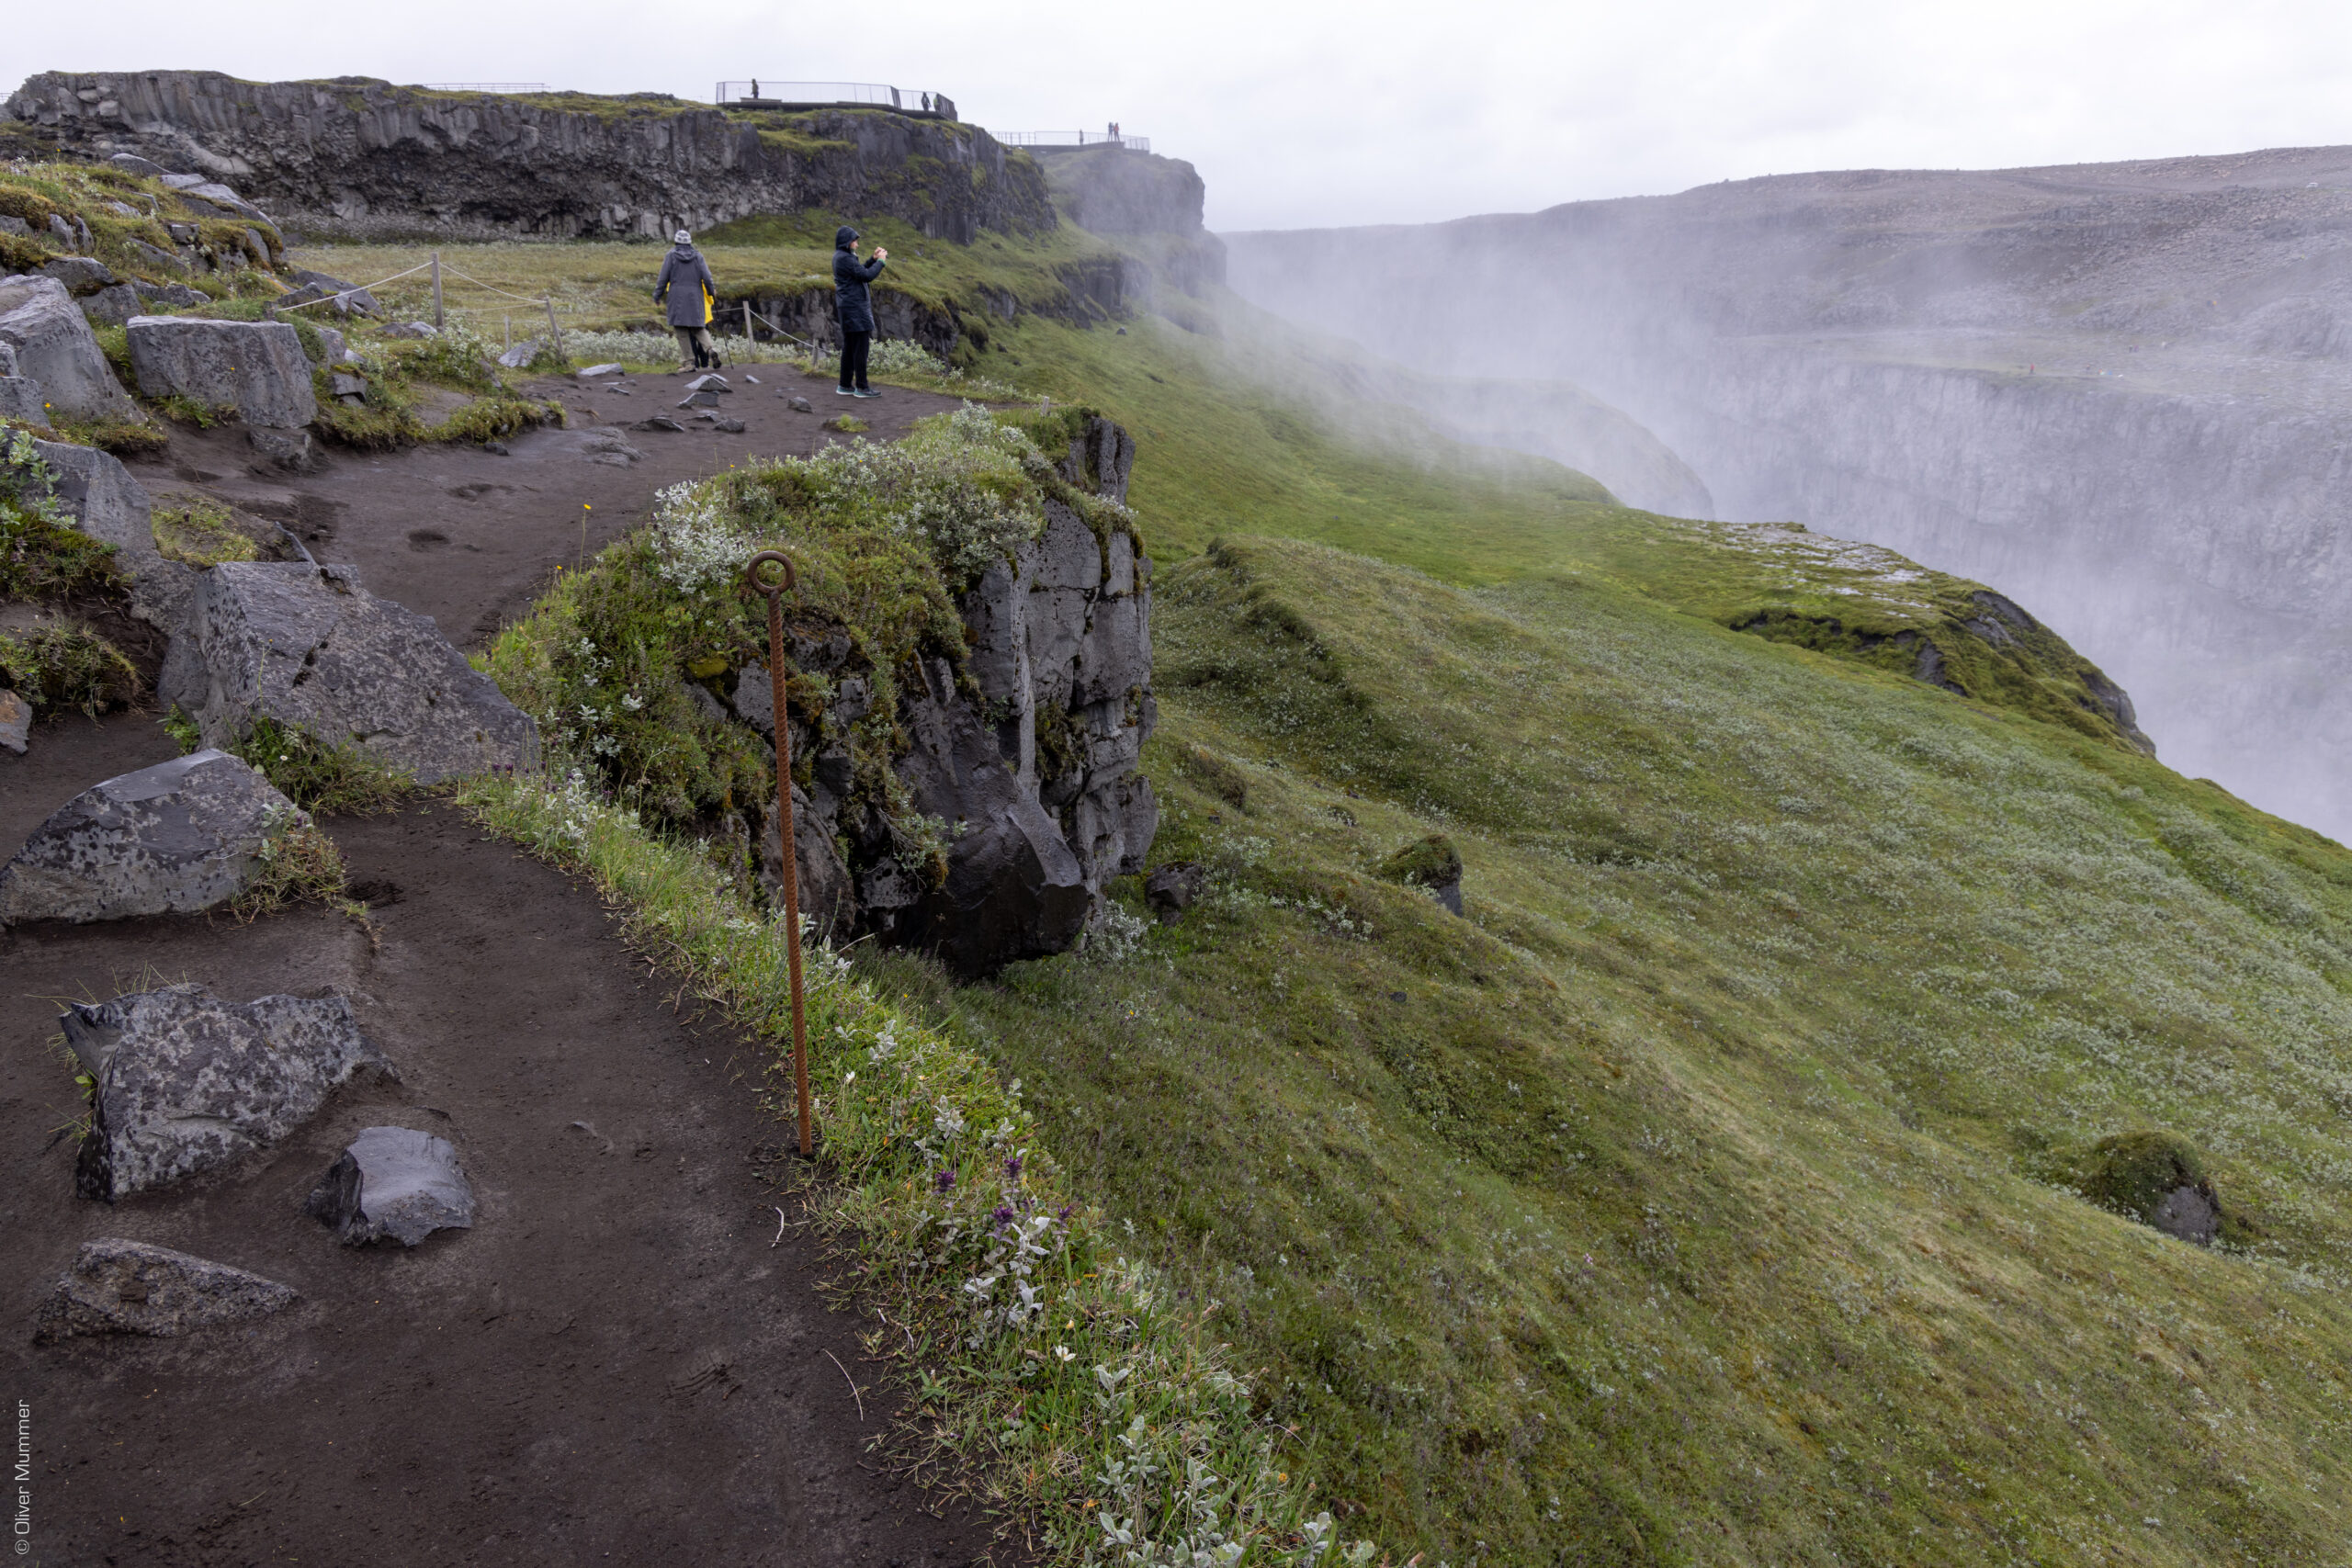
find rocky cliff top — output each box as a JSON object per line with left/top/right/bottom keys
{"left": 6, "top": 72, "right": 1057, "bottom": 244}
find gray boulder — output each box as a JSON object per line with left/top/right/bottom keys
{"left": 66, "top": 983, "right": 390, "bottom": 1200}
{"left": 0, "top": 687, "right": 28, "bottom": 752}
{"left": 34, "top": 1239, "right": 299, "bottom": 1342}
{"left": 0, "top": 750, "right": 300, "bottom": 927}
{"left": 495, "top": 338, "right": 541, "bottom": 368}
{"left": 0, "top": 364, "right": 51, "bottom": 427}
{"left": 107, "top": 152, "right": 172, "bottom": 178}
{"left": 0, "top": 275, "right": 137, "bottom": 421}
{"left": 126, "top": 316, "right": 318, "bottom": 428}
{"left": 20, "top": 437, "right": 194, "bottom": 633}
{"left": 79, "top": 282, "right": 144, "bottom": 327}
{"left": 307, "top": 1126, "right": 475, "bottom": 1247}
{"left": 40, "top": 255, "right": 119, "bottom": 294}
{"left": 575, "top": 362, "right": 624, "bottom": 379}
{"left": 1145, "top": 861, "right": 1206, "bottom": 923}
{"left": 134, "top": 278, "right": 206, "bottom": 308}
{"left": 896, "top": 655, "right": 1091, "bottom": 975}
{"left": 247, "top": 424, "right": 316, "bottom": 472}
{"left": 184, "top": 562, "right": 538, "bottom": 782}
{"left": 125, "top": 238, "right": 192, "bottom": 275}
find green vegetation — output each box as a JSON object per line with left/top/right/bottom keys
{"left": 150, "top": 492, "right": 263, "bottom": 567}
{"left": 1, "top": 429, "right": 141, "bottom": 718}
{"left": 228, "top": 807, "right": 362, "bottom": 921}
{"left": 1375, "top": 832, "right": 1460, "bottom": 892}
{"left": 294, "top": 205, "right": 2352, "bottom": 1563}
{"left": 0, "top": 623, "right": 138, "bottom": 715}
{"left": 456, "top": 767, "right": 1362, "bottom": 1567}
{"left": 168, "top": 710, "right": 416, "bottom": 818}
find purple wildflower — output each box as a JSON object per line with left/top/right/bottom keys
{"left": 991, "top": 1204, "right": 1016, "bottom": 1229}
{"left": 1004, "top": 1155, "right": 1023, "bottom": 1180}
{"left": 934, "top": 1169, "right": 956, "bottom": 1193}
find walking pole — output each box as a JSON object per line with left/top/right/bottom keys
{"left": 432, "top": 252, "right": 444, "bottom": 332}
{"left": 741, "top": 549, "right": 814, "bottom": 1156}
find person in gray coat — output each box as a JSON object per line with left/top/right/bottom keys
{"left": 653, "top": 230, "right": 721, "bottom": 372}
{"left": 831, "top": 225, "right": 888, "bottom": 397}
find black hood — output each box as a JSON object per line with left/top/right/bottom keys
{"left": 834, "top": 225, "right": 860, "bottom": 249}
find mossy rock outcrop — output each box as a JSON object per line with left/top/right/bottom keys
{"left": 2075, "top": 1130, "right": 2222, "bottom": 1246}
{"left": 1379, "top": 832, "right": 1464, "bottom": 916}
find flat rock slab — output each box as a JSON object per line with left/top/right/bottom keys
{"left": 187, "top": 561, "right": 539, "bottom": 782}
{"left": 0, "top": 748, "right": 300, "bottom": 926}
{"left": 127, "top": 315, "right": 319, "bottom": 428}
{"left": 66, "top": 981, "right": 390, "bottom": 1200}
{"left": 0, "top": 274, "right": 136, "bottom": 421}
{"left": 35, "top": 1238, "right": 298, "bottom": 1341}
{"left": 307, "top": 1125, "right": 475, "bottom": 1246}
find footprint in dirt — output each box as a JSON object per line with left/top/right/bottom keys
{"left": 174, "top": 466, "right": 223, "bottom": 483}
{"left": 447, "top": 483, "right": 514, "bottom": 502}
{"left": 407, "top": 529, "right": 452, "bottom": 553}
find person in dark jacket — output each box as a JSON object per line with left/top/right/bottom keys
{"left": 653, "top": 230, "right": 721, "bottom": 372}
{"left": 831, "top": 225, "right": 888, "bottom": 397}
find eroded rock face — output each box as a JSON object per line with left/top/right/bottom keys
{"left": 0, "top": 750, "right": 299, "bottom": 926}
{"left": 17, "top": 436, "right": 193, "bottom": 635}
{"left": 7, "top": 72, "right": 1054, "bottom": 247}
{"left": 34, "top": 1239, "right": 299, "bottom": 1341}
{"left": 127, "top": 315, "right": 318, "bottom": 429}
{"left": 0, "top": 274, "right": 136, "bottom": 421}
{"left": 306, "top": 1126, "right": 475, "bottom": 1247}
{"left": 184, "top": 562, "right": 539, "bottom": 782}
{"left": 66, "top": 983, "right": 390, "bottom": 1200}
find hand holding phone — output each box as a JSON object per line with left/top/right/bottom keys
{"left": 873, "top": 246, "right": 888, "bottom": 261}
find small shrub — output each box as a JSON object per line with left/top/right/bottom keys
{"left": 203, "top": 713, "right": 415, "bottom": 816}
{"left": 157, "top": 394, "right": 230, "bottom": 429}
{"left": 2074, "top": 1130, "right": 2217, "bottom": 1230}
{"left": 230, "top": 807, "right": 361, "bottom": 920}
{"left": 0, "top": 624, "right": 140, "bottom": 714}
{"left": 821, "top": 414, "right": 869, "bottom": 433}
{"left": 1173, "top": 741, "right": 1248, "bottom": 809}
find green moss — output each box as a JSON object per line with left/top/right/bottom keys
{"left": 151, "top": 493, "right": 263, "bottom": 567}
{"left": 822, "top": 414, "right": 869, "bottom": 433}
{"left": 2073, "top": 1130, "right": 2213, "bottom": 1223}
{"left": 0, "top": 502, "right": 123, "bottom": 604}
{"left": 186, "top": 710, "right": 415, "bottom": 817}
{"left": 1172, "top": 740, "right": 1248, "bottom": 809}
{"left": 0, "top": 623, "right": 139, "bottom": 714}
{"left": 1377, "top": 832, "right": 1462, "bottom": 889}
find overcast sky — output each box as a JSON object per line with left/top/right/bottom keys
{"left": 7, "top": 0, "right": 2349, "bottom": 231}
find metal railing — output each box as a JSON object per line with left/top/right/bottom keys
{"left": 420, "top": 83, "right": 548, "bottom": 94}
{"left": 716, "top": 81, "right": 954, "bottom": 117}
{"left": 1000, "top": 131, "right": 1150, "bottom": 152}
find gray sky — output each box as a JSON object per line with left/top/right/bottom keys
{"left": 7, "top": 0, "right": 2350, "bottom": 230}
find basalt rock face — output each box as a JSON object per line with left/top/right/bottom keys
{"left": 740, "top": 416, "right": 1157, "bottom": 976}
{"left": 7, "top": 73, "right": 1056, "bottom": 245}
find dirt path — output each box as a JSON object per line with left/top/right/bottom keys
{"left": 5, "top": 377, "right": 1003, "bottom": 1564}
{"left": 2, "top": 728, "right": 993, "bottom": 1566}
{"left": 125, "top": 367, "right": 971, "bottom": 650}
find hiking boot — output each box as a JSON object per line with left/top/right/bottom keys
{"left": 854, "top": 388, "right": 883, "bottom": 399}
{"left": 834, "top": 386, "right": 857, "bottom": 396}
{"left": 673, "top": 364, "right": 695, "bottom": 375}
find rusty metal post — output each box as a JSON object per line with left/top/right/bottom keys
{"left": 741, "top": 548, "right": 814, "bottom": 1156}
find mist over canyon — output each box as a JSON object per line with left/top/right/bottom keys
{"left": 1225, "top": 145, "right": 2352, "bottom": 840}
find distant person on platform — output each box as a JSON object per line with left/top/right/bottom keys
{"left": 653, "top": 229, "right": 721, "bottom": 373}
{"left": 832, "top": 225, "right": 888, "bottom": 398}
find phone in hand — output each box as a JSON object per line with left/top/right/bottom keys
{"left": 873, "top": 246, "right": 888, "bottom": 261}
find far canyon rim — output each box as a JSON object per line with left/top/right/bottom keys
{"left": 1226, "top": 145, "right": 2352, "bottom": 840}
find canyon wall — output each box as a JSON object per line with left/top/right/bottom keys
{"left": 1226, "top": 147, "right": 2352, "bottom": 836}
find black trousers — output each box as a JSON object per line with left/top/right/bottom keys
{"left": 840, "top": 330, "right": 871, "bottom": 389}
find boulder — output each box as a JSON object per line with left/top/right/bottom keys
{"left": 40, "top": 255, "right": 119, "bottom": 294}
{"left": 381, "top": 321, "right": 438, "bottom": 340}
{"left": 21, "top": 437, "right": 194, "bottom": 632}
{"left": 1379, "top": 833, "right": 1464, "bottom": 917}
{"left": 685, "top": 373, "right": 731, "bottom": 393}
{"left": 306, "top": 1126, "right": 475, "bottom": 1247}
{"left": 107, "top": 152, "right": 172, "bottom": 178}
{"left": 133, "top": 279, "right": 206, "bottom": 308}
{"left": 79, "top": 282, "right": 143, "bottom": 327}
{"left": 184, "top": 561, "right": 539, "bottom": 782}
{"left": 125, "top": 238, "right": 191, "bottom": 275}
{"left": 495, "top": 338, "right": 540, "bottom": 368}
{"left": 575, "top": 363, "right": 624, "bottom": 379}
{"left": 0, "top": 275, "right": 137, "bottom": 421}
{"left": 65, "top": 982, "right": 390, "bottom": 1200}
{"left": 1145, "top": 861, "right": 1206, "bottom": 923}
{"left": 303, "top": 324, "right": 346, "bottom": 365}
{"left": 0, "top": 370, "right": 51, "bottom": 428}
{"left": 787, "top": 395, "right": 813, "bottom": 412}
{"left": 34, "top": 1239, "right": 298, "bottom": 1342}
{"left": 896, "top": 655, "right": 1091, "bottom": 975}
{"left": 247, "top": 425, "right": 317, "bottom": 472}
{"left": 288, "top": 271, "right": 377, "bottom": 315}
{"left": 0, "top": 687, "right": 28, "bottom": 752}
{"left": 126, "top": 315, "right": 318, "bottom": 428}
{"left": 0, "top": 750, "right": 301, "bottom": 926}
{"left": 758, "top": 783, "right": 858, "bottom": 939}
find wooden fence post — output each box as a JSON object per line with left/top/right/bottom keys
{"left": 742, "top": 299, "right": 752, "bottom": 344}
{"left": 544, "top": 296, "right": 563, "bottom": 360}
{"left": 431, "top": 253, "right": 443, "bottom": 332}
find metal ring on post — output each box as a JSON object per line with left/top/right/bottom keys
{"left": 742, "top": 547, "right": 797, "bottom": 601}
{"left": 739, "top": 547, "right": 815, "bottom": 1156}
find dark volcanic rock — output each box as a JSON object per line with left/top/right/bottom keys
{"left": 0, "top": 750, "right": 300, "bottom": 926}
{"left": 179, "top": 561, "right": 539, "bottom": 782}
{"left": 7, "top": 73, "right": 1054, "bottom": 246}
{"left": 66, "top": 983, "right": 390, "bottom": 1200}
{"left": 1145, "top": 861, "right": 1207, "bottom": 923}
{"left": 307, "top": 1125, "right": 476, "bottom": 1247}
{"left": 34, "top": 1239, "right": 298, "bottom": 1341}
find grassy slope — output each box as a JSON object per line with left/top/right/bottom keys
{"left": 292, "top": 224, "right": 2352, "bottom": 1564}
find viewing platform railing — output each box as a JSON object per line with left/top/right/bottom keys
{"left": 716, "top": 82, "right": 956, "bottom": 118}
{"left": 1000, "top": 131, "right": 1150, "bottom": 152}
